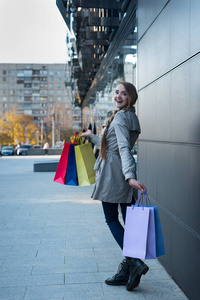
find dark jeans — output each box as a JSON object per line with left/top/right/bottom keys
{"left": 102, "top": 201, "right": 133, "bottom": 250}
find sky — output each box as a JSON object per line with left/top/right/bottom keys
{"left": 0, "top": 0, "right": 68, "bottom": 63}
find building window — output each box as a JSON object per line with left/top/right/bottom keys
{"left": 2, "top": 97, "right": 7, "bottom": 101}
{"left": 3, "top": 90, "right": 7, "bottom": 95}
{"left": 24, "top": 70, "right": 32, "bottom": 76}
{"left": 40, "top": 70, "right": 47, "bottom": 75}
{"left": 3, "top": 84, "right": 7, "bottom": 88}
{"left": 33, "top": 83, "right": 39, "bottom": 88}
{"left": 10, "top": 77, "right": 15, "bottom": 82}
{"left": 2, "top": 77, "right": 6, "bottom": 81}
{"left": 17, "top": 97, "right": 24, "bottom": 102}
{"left": 10, "top": 84, "right": 15, "bottom": 88}
{"left": 3, "top": 70, "right": 6, "bottom": 75}
{"left": 57, "top": 84, "right": 61, "bottom": 88}
{"left": 40, "top": 90, "right": 47, "bottom": 96}
{"left": 24, "top": 83, "right": 32, "bottom": 88}
{"left": 3, "top": 103, "right": 7, "bottom": 108}
{"left": 24, "top": 77, "right": 32, "bottom": 81}
{"left": 17, "top": 70, "right": 24, "bottom": 77}
{"left": 57, "top": 91, "right": 62, "bottom": 95}
{"left": 49, "top": 77, "right": 53, "bottom": 82}
{"left": 57, "top": 97, "right": 62, "bottom": 101}
{"left": 10, "top": 90, "right": 15, "bottom": 95}
{"left": 49, "top": 90, "right": 54, "bottom": 95}
{"left": 57, "top": 77, "right": 61, "bottom": 82}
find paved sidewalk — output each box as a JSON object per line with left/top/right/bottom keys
{"left": 0, "top": 156, "right": 188, "bottom": 300}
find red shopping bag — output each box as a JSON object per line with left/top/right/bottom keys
{"left": 54, "top": 133, "right": 80, "bottom": 185}
{"left": 53, "top": 143, "right": 76, "bottom": 184}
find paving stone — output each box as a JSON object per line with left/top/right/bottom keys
{"left": 0, "top": 287, "right": 26, "bottom": 300}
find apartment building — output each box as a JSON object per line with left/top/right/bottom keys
{"left": 0, "top": 63, "right": 76, "bottom": 142}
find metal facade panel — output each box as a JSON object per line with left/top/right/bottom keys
{"left": 190, "top": 0, "right": 200, "bottom": 54}
{"left": 170, "top": 0, "right": 190, "bottom": 67}
{"left": 138, "top": 1, "right": 200, "bottom": 299}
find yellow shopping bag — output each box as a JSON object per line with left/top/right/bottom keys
{"left": 75, "top": 142, "right": 96, "bottom": 186}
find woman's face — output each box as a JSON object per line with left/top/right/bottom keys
{"left": 114, "top": 84, "right": 129, "bottom": 109}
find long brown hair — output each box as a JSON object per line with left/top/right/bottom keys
{"left": 100, "top": 82, "right": 138, "bottom": 161}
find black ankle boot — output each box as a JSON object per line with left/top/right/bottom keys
{"left": 126, "top": 258, "right": 149, "bottom": 291}
{"left": 105, "top": 259, "right": 130, "bottom": 286}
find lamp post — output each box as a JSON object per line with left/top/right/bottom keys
{"left": 52, "top": 110, "right": 55, "bottom": 147}
{"left": 36, "top": 130, "right": 39, "bottom": 145}
{"left": 41, "top": 119, "right": 44, "bottom": 146}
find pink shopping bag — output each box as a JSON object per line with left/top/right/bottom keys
{"left": 122, "top": 206, "right": 156, "bottom": 259}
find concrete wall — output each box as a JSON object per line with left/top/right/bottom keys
{"left": 137, "top": 1, "right": 200, "bottom": 299}
{"left": 27, "top": 148, "right": 62, "bottom": 156}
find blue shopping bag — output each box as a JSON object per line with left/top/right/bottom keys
{"left": 65, "top": 144, "right": 78, "bottom": 186}
{"left": 151, "top": 205, "right": 165, "bottom": 257}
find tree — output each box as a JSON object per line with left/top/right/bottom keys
{"left": 0, "top": 110, "right": 39, "bottom": 145}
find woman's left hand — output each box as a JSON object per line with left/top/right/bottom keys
{"left": 128, "top": 178, "right": 147, "bottom": 193}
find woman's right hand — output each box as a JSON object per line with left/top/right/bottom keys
{"left": 128, "top": 178, "right": 147, "bottom": 193}
{"left": 81, "top": 129, "right": 94, "bottom": 139}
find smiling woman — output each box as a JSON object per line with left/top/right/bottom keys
{"left": 81, "top": 82, "right": 149, "bottom": 291}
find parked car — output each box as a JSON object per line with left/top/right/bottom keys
{"left": 1, "top": 146, "right": 14, "bottom": 156}
{"left": 16, "top": 144, "right": 31, "bottom": 155}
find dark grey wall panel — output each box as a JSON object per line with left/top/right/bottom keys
{"left": 189, "top": 146, "right": 200, "bottom": 233}
{"left": 191, "top": 0, "right": 200, "bottom": 53}
{"left": 170, "top": 0, "right": 190, "bottom": 66}
{"left": 189, "top": 56, "right": 200, "bottom": 143}
{"left": 138, "top": 0, "right": 169, "bottom": 40}
{"left": 155, "top": 75, "right": 171, "bottom": 141}
{"left": 137, "top": 0, "right": 200, "bottom": 299}
{"left": 170, "top": 63, "right": 190, "bottom": 142}
{"left": 155, "top": 2, "right": 171, "bottom": 77}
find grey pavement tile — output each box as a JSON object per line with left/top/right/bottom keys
{"left": 24, "top": 283, "right": 103, "bottom": 299}
{"left": 2, "top": 257, "right": 37, "bottom": 268}
{"left": 142, "top": 268, "right": 172, "bottom": 281}
{"left": 64, "top": 259, "right": 98, "bottom": 273}
{"left": 140, "top": 280, "right": 188, "bottom": 299}
{"left": 34, "top": 255, "right": 65, "bottom": 265}
{"left": 64, "top": 295, "right": 146, "bottom": 300}
{"left": 102, "top": 284, "right": 147, "bottom": 298}
{"left": 0, "top": 287, "right": 26, "bottom": 300}
{"left": 65, "top": 271, "right": 112, "bottom": 284}
{"left": 0, "top": 274, "right": 64, "bottom": 288}
{"left": 0, "top": 265, "right": 32, "bottom": 277}
{"left": 13, "top": 237, "right": 42, "bottom": 246}
{"left": 64, "top": 248, "right": 94, "bottom": 257}
{"left": 32, "top": 265, "right": 67, "bottom": 276}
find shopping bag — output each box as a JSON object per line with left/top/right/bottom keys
{"left": 75, "top": 142, "right": 96, "bottom": 186}
{"left": 65, "top": 144, "right": 78, "bottom": 186}
{"left": 139, "top": 191, "right": 165, "bottom": 257}
{"left": 151, "top": 205, "right": 165, "bottom": 257}
{"left": 122, "top": 206, "right": 156, "bottom": 259}
{"left": 53, "top": 143, "right": 72, "bottom": 184}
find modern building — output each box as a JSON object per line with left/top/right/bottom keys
{"left": 0, "top": 63, "right": 77, "bottom": 144}
{"left": 57, "top": 1, "right": 200, "bottom": 299}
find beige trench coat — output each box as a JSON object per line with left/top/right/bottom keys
{"left": 91, "top": 107, "right": 141, "bottom": 203}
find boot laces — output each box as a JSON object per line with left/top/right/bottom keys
{"left": 113, "top": 259, "right": 128, "bottom": 278}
